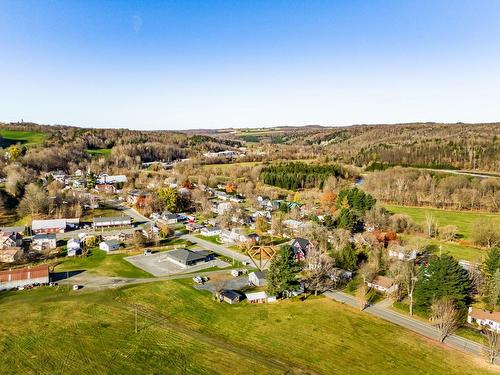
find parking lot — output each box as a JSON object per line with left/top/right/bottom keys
{"left": 125, "top": 249, "right": 231, "bottom": 277}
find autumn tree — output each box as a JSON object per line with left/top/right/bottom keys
{"left": 320, "top": 190, "right": 337, "bottom": 213}
{"left": 17, "top": 183, "right": 49, "bottom": 218}
{"left": 157, "top": 187, "right": 180, "bottom": 213}
{"left": 255, "top": 216, "right": 270, "bottom": 236}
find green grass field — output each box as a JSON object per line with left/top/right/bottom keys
{"left": 86, "top": 148, "right": 112, "bottom": 156}
{"left": 386, "top": 204, "right": 499, "bottom": 262}
{"left": 55, "top": 248, "right": 152, "bottom": 278}
{"left": 0, "top": 129, "right": 47, "bottom": 146}
{"left": 0, "top": 280, "right": 493, "bottom": 374}
{"left": 385, "top": 204, "right": 499, "bottom": 241}
{"left": 80, "top": 207, "right": 123, "bottom": 222}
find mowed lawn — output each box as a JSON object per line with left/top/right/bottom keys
{"left": 0, "top": 280, "right": 494, "bottom": 375}
{"left": 0, "top": 129, "right": 47, "bottom": 146}
{"left": 55, "top": 248, "right": 152, "bottom": 279}
{"left": 385, "top": 204, "right": 499, "bottom": 241}
{"left": 85, "top": 148, "right": 112, "bottom": 157}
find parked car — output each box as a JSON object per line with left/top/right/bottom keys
{"left": 144, "top": 249, "right": 152, "bottom": 256}
{"left": 72, "top": 285, "right": 81, "bottom": 291}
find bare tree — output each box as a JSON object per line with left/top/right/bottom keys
{"left": 401, "top": 261, "right": 418, "bottom": 316}
{"left": 429, "top": 298, "right": 460, "bottom": 342}
{"left": 356, "top": 284, "right": 369, "bottom": 311}
{"left": 483, "top": 329, "right": 500, "bottom": 365}
{"left": 301, "top": 246, "right": 335, "bottom": 296}
{"left": 424, "top": 214, "right": 438, "bottom": 238}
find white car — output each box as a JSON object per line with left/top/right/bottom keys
{"left": 72, "top": 285, "right": 81, "bottom": 291}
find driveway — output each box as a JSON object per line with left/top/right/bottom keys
{"left": 324, "top": 290, "right": 489, "bottom": 362}
{"left": 125, "top": 251, "right": 230, "bottom": 277}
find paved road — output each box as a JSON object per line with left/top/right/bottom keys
{"left": 181, "top": 233, "right": 253, "bottom": 265}
{"left": 325, "top": 291, "right": 489, "bottom": 361}
{"left": 56, "top": 268, "right": 233, "bottom": 290}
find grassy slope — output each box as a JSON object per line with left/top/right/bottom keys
{"left": 0, "top": 130, "right": 47, "bottom": 146}
{"left": 55, "top": 248, "right": 152, "bottom": 278}
{"left": 0, "top": 280, "right": 494, "bottom": 375}
{"left": 385, "top": 204, "right": 499, "bottom": 262}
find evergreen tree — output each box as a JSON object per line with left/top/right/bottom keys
{"left": 336, "top": 208, "right": 357, "bottom": 231}
{"left": 267, "top": 245, "right": 302, "bottom": 297}
{"left": 414, "top": 254, "right": 472, "bottom": 310}
{"left": 334, "top": 245, "right": 358, "bottom": 271}
{"left": 484, "top": 248, "right": 500, "bottom": 278}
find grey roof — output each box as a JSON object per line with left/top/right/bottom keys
{"left": 166, "top": 249, "right": 212, "bottom": 263}
{"left": 102, "top": 240, "right": 120, "bottom": 246}
{"left": 33, "top": 233, "right": 56, "bottom": 240}
{"left": 93, "top": 216, "right": 131, "bottom": 223}
{"left": 250, "top": 271, "right": 266, "bottom": 280}
{"left": 32, "top": 219, "right": 67, "bottom": 231}
{"left": 220, "top": 289, "right": 242, "bottom": 300}
{"left": 0, "top": 226, "right": 25, "bottom": 234}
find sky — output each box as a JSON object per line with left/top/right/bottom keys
{"left": 1, "top": 0, "right": 500, "bottom": 130}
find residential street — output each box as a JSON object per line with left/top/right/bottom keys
{"left": 324, "top": 291, "right": 489, "bottom": 361}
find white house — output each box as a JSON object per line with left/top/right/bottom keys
{"left": 32, "top": 233, "right": 57, "bottom": 251}
{"left": 388, "top": 244, "right": 417, "bottom": 261}
{"left": 97, "top": 174, "right": 128, "bottom": 184}
{"left": 366, "top": 275, "right": 398, "bottom": 294}
{"left": 200, "top": 227, "right": 222, "bottom": 237}
{"left": 160, "top": 212, "right": 178, "bottom": 225}
{"left": 99, "top": 240, "right": 121, "bottom": 252}
{"left": 67, "top": 238, "right": 81, "bottom": 257}
{"left": 215, "top": 202, "right": 232, "bottom": 215}
{"left": 467, "top": 307, "right": 500, "bottom": 332}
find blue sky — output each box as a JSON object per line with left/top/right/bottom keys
{"left": 1, "top": 0, "right": 500, "bottom": 130}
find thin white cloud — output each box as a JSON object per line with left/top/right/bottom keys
{"left": 132, "top": 14, "right": 143, "bottom": 33}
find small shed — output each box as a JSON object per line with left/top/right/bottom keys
{"left": 248, "top": 271, "right": 267, "bottom": 287}
{"left": 216, "top": 289, "right": 243, "bottom": 304}
{"left": 99, "top": 240, "right": 121, "bottom": 252}
{"left": 246, "top": 291, "right": 269, "bottom": 304}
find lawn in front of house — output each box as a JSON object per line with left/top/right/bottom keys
{"left": 0, "top": 279, "right": 495, "bottom": 375}
{"left": 54, "top": 247, "right": 152, "bottom": 278}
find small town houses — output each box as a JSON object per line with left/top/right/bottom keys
{"left": 32, "top": 218, "right": 80, "bottom": 234}
{"left": 467, "top": 307, "right": 500, "bottom": 332}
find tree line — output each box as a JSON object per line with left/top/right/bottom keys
{"left": 260, "top": 162, "right": 350, "bottom": 191}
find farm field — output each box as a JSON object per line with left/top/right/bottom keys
{"left": 385, "top": 204, "right": 499, "bottom": 241}
{"left": 385, "top": 204, "right": 499, "bottom": 262}
{"left": 0, "top": 280, "right": 494, "bottom": 375}
{"left": 0, "top": 129, "right": 47, "bottom": 146}
{"left": 55, "top": 248, "right": 152, "bottom": 279}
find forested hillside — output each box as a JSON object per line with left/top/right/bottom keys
{"left": 207, "top": 123, "right": 500, "bottom": 172}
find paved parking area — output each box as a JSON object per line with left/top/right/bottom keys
{"left": 125, "top": 250, "right": 230, "bottom": 277}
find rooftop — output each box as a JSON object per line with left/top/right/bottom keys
{"left": 166, "top": 249, "right": 212, "bottom": 263}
